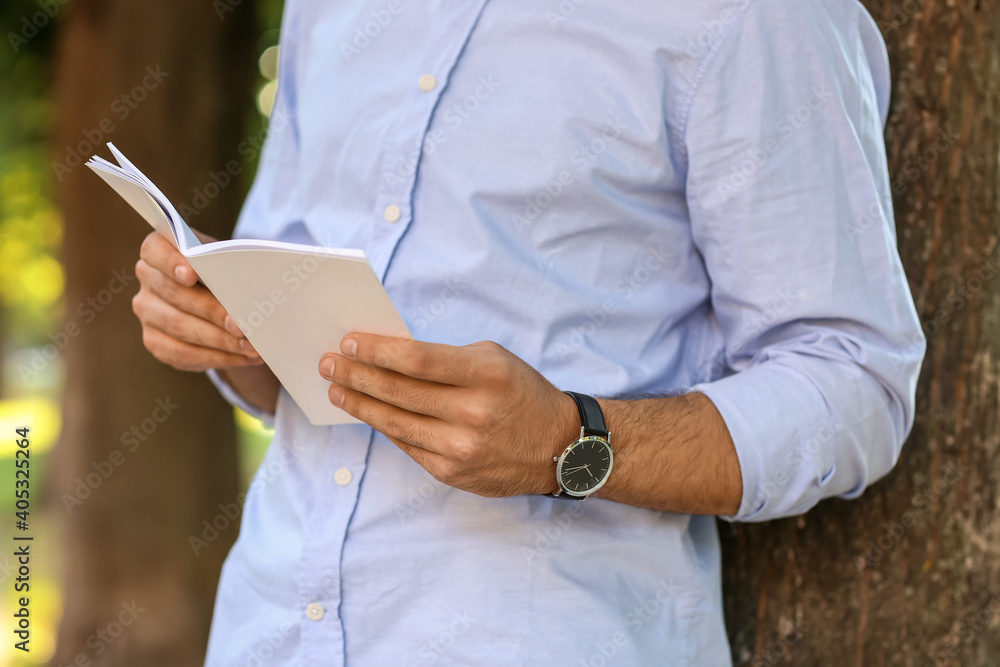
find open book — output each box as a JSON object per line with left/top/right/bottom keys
{"left": 87, "top": 143, "right": 411, "bottom": 426}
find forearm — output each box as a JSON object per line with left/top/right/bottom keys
{"left": 590, "top": 392, "right": 742, "bottom": 516}
{"left": 215, "top": 365, "right": 282, "bottom": 415}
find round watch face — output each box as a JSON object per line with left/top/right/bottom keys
{"left": 557, "top": 436, "right": 613, "bottom": 497}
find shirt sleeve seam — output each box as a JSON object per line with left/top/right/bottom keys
{"left": 673, "top": 0, "right": 760, "bottom": 166}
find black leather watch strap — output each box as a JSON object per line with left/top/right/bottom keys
{"left": 565, "top": 391, "right": 608, "bottom": 438}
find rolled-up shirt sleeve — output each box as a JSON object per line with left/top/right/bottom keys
{"left": 682, "top": 0, "right": 926, "bottom": 522}
{"left": 206, "top": 368, "right": 276, "bottom": 427}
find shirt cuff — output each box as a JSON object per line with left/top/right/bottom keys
{"left": 684, "top": 359, "right": 858, "bottom": 524}
{"left": 206, "top": 368, "right": 276, "bottom": 428}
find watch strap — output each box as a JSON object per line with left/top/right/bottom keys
{"left": 565, "top": 391, "right": 608, "bottom": 438}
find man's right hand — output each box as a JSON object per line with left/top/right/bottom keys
{"left": 132, "top": 230, "right": 263, "bottom": 372}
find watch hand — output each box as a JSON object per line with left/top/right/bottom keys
{"left": 586, "top": 466, "right": 596, "bottom": 480}
{"left": 562, "top": 465, "right": 589, "bottom": 474}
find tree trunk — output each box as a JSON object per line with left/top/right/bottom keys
{"left": 722, "top": 2, "right": 1000, "bottom": 666}
{"left": 50, "top": 1, "right": 256, "bottom": 664}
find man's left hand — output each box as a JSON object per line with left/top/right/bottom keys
{"left": 318, "top": 334, "right": 579, "bottom": 497}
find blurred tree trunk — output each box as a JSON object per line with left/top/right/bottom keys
{"left": 722, "top": 2, "right": 1000, "bottom": 666}
{"left": 50, "top": 0, "right": 257, "bottom": 664}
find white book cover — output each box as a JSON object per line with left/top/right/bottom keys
{"left": 87, "top": 143, "right": 411, "bottom": 426}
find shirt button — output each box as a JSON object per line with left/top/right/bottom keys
{"left": 418, "top": 74, "right": 437, "bottom": 92}
{"left": 383, "top": 204, "right": 401, "bottom": 223}
{"left": 306, "top": 602, "right": 325, "bottom": 621}
{"left": 335, "top": 467, "right": 353, "bottom": 486}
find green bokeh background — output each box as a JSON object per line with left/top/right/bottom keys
{"left": 0, "top": 1, "right": 284, "bottom": 663}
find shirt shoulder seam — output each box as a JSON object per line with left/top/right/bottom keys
{"left": 673, "top": 0, "right": 760, "bottom": 165}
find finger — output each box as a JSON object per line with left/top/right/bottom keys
{"left": 141, "top": 325, "right": 265, "bottom": 372}
{"left": 319, "top": 353, "right": 454, "bottom": 418}
{"left": 136, "top": 259, "right": 239, "bottom": 335}
{"left": 139, "top": 232, "right": 199, "bottom": 287}
{"left": 133, "top": 289, "right": 259, "bottom": 358}
{"left": 340, "top": 333, "right": 493, "bottom": 386}
{"left": 329, "top": 383, "right": 450, "bottom": 456}
{"left": 383, "top": 434, "right": 445, "bottom": 477}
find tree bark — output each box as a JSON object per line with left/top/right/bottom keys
{"left": 50, "top": 1, "right": 256, "bottom": 664}
{"left": 722, "top": 2, "right": 1000, "bottom": 666}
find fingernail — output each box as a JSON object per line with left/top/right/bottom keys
{"left": 342, "top": 338, "right": 358, "bottom": 358}
{"left": 319, "top": 357, "right": 335, "bottom": 378}
{"left": 174, "top": 266, "right": 190, "bottom": 282}
{"left": 240, "top": 338, "right": 258, "bottom": 356}
{"left": 329, "top": 385, "right": 345, "bottom": 406}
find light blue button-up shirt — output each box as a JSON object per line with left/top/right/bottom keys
{"left": 204, "top": 0, "right": 925, "bottom": 664}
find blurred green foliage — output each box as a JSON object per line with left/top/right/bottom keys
{"left": 0, "top": 0, "right": 60, "bottom": 359}
{"left": 0, "top": 0, "right": 286, "bottom": 664}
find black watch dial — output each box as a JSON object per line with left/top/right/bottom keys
{"left": 558, "top": 436, "right": 613, "bottom": 496}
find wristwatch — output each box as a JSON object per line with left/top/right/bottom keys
{"left": 547, "top": 391, "right": 613, "bottom": 500}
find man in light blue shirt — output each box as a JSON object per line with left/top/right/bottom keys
{"left": 131, "top": 0, "right": 925, "bottom": 664}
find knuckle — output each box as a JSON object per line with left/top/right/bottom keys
{"left": 131, "top": 292, "right": 145, "bottom": 317}
{"left": 399, "top": 344, "right": 427, "bottom": 375}
{"left": 139, "top": 233, "right": 157, "bottom": 260}
{"left": 374, "top": 348, "right": 396, "bottom": 369}
{"left": 348, "top": 367, "right": 373, "bottom": 392}
{"left": 434, "top": 460, "right": 463, "bottom": 486}
{"left": 206, "top": 300, "right": 228, "bottom": 328}
{"left": 457, "top": 401, "right": 490, "bottom": 430}
{"left": 157, "top": 273, "right": 180, "bottom": 300}
{"left": 379, "top": 376, "right": 406, "bottom": 404}
{"left": 448, "top": 434, "right": 478, "bottom": 463}
{"left": 140, "top": 327, "right": 156, "bottom": 352}
{"left": 480, "top": 359, "right": 512, "bottom": 388}
{"left": 390, "top": 417, "right": 420, "bottom": 445}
